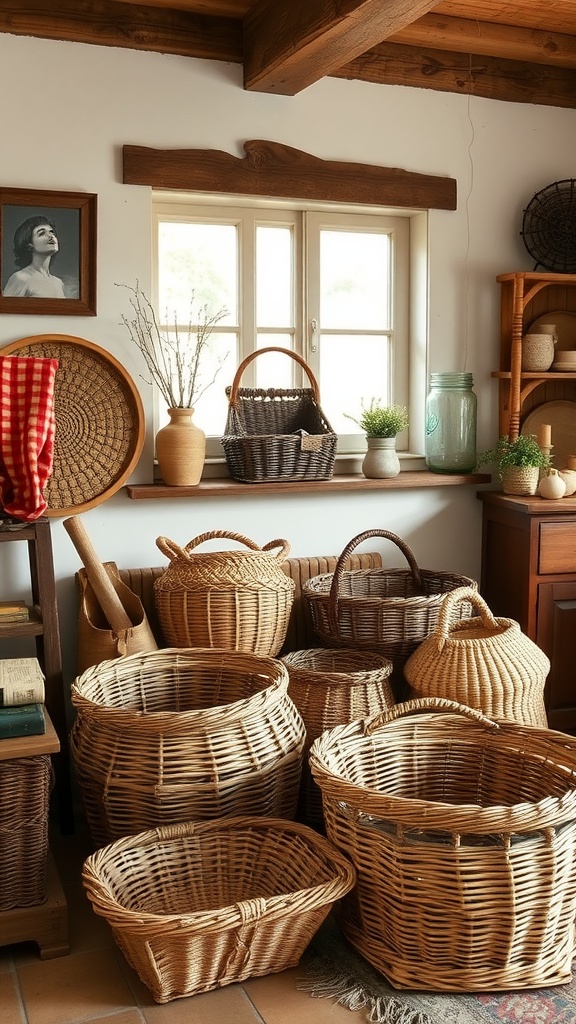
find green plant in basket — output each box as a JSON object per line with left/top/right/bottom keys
{"left": 345, "top": 399, "right": 409, "bottom": 437}
{"left": 476, "top": 433, "right": 551, "bottom": 477}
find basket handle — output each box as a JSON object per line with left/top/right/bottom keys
{"left": 328, "top": 529, "right": 422, "bottom": 615}
{"left": 363, "top": 696, "right": 499, "bottom": 735}
{"left": 227, "top": 346, "right": 320, "bottom": 407}
{"left": 156, "top": 530, "right": 291, "bottom": 562}
{"left": 436, "top": 586, "right": 500, "bottom": 647}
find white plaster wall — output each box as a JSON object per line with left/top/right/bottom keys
{"left": 0, "top": 34, "right": 575, "bottom": 687}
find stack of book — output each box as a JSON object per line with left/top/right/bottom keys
{"left": 0, "top": 599, "right": 29, "bottom": 623}
{"left": 0, "top": 657, "right": 46, "bottom": 738}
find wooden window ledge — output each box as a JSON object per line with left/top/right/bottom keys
{"left": 126, "top": 471, "right": 491, "bottom": 500}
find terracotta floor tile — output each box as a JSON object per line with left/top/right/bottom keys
{"left": 142, "top": 983, "right": 265, "bottom": 1024}
{"left": 0, "top": 969, "right": 26, "bottom": 1024}
{"left": 15, "top": 947, "right": 136, "bottom": 1024}
{"left": 79, "top": 1014, "right": 145, "bottom": 1024}
{"left": 243, "top": 965, "right": 367, "bottom": 1024}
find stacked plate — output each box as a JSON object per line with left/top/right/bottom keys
{"left": 553, "top": 350, "right": 576, "bottom": 371}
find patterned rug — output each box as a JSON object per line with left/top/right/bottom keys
{"left": 298, "top": 917, "right": 576, "bottom": 1024}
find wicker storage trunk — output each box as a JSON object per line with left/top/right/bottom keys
{"left": 310, "top": 698, "right": 576, "bottom": 992}
{"left": 0, "top": 754, "right": 51, "bottom": 910}
{"left": 82, "top": 816, "right": 356, "bottom": 1003}
{"left": 303, "top": 529, "right": 477, "bottom": 687}
{"left": 154, "top": 531, "right": 295, "bottom": 657}
{"left": 221, "top": 347, "right": 337, "bottom": 482}
{"left": 71, "top": 649, "right": 306, "bottom": 846}
{"left": 404, "top": 586, "right": 549, "bottom": 727}
{"left": 281, "top": 647, "right": 394, "bottom": 828}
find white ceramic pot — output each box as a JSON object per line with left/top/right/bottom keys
{"left": 538, "top": 468, "right": 567, "bottom": 500}
{"left": 361, "top": 436, "right": 401, "bottom": 478}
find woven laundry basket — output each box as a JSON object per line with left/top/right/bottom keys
{"left": 82, "top": 815, "right": 356, "bottom": 1003}
{"left": 404, "top": 586, "right": 549, "bottom": 727}
{"left": 303, "top": 529, "right": 477, "bottom": 687}
{"left": 70, "top": 648, "right": 306, "bottom": 846}
{"left": 281, "top": 648, "right": 394, "bottom": 828}
{"left": 154, "top": 530, "right": 295, "bottom": 657}
{"left": 310, "top": 697, "right": 576, "bottom": 992}
{"left": 79, "top": 819, "right": 350, "bottom": 1003}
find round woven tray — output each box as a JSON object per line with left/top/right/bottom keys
{"left": 0, "top": 334, "right": 145, "bottom": 515}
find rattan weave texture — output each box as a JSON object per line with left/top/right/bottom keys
{"left": 82, "top": 815, "right": 356, "bottom": 1002}
{"left": 310, "top": 697, "right": 576, "bottom": 992}
{"left": 281, "top": 647, "right": 394, "bottom": 827}
{"left": 71, "top": 648, "right": 306, "bottom": 846}
{"left": 0, "top": 334, "right": 145, "bottom": 514}
{"left": 0, "top": 754, "right": 51, "bottom": 910}
{"left": 404, "top": 587, "right": 549, "bottom": 727}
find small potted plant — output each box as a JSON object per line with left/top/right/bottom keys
{"left": 345, "top": 399, "right": 409, "bottom": 478}
{"left": 476, "top": 433, "right": 551, "bottom": 495}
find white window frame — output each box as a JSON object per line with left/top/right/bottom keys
{"left": 153, "top": 192, "right": 429, "bottom": 469}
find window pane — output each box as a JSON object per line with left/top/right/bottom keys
{"left": 157, "top": 332, "right": 238, "bottom": 437}
{"left": 255, "top": 335, "right": 294, "bottom": 388}
{"left": 319, "top": 335, "right": 390, "bottom": 433}
{"left": 256, "top": 226, "right": 293, "bottom": 328}
{"left": 158, "top": 222, "right": 237, "bottom": 323}
{"left": 320, "top": 230, "right": 390, "bottom": 330}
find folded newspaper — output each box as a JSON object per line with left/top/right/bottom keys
{"left": 0, "top": 657, "right": 45, "bottom": 706}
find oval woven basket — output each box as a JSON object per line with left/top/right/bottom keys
{"left": 404, "top": 586, "right": 549, "bottom": 727}
{"left": 303, "top": 529, "right": 477, "bottom": 682}
{"left": 154, "top": 530, "right": 295, "bottom": 657}
{"left": 82, "top": 815, "right": 356, "bottom": 1003}
{"left": 281, "top": 647, "right": 395, "bottom": 828}
{"left": 70, "top": 648, "right": 306, "bottom": 846}
{"left": 309, "top": 697, "right": 576, "bottom": 992}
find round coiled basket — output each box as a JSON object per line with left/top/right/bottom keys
{"left": 71, "top": 648, "right": 306, "bottom": 846}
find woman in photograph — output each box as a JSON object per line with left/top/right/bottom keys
{"left": 3, "top": 215, "right": 65, "bottom": 298}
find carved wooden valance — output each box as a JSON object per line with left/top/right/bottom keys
{"left": 123, "top": 140, "right": 457, "bottom": 211}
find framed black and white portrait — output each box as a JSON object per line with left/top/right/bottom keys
{"left": 0, "top": 188, "right": 97, "bottom": 315}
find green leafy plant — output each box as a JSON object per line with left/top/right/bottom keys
{"left": 345, "top": 399, "right": 409, "bottom": 437}
{"left": 476, "top": 433, "right": 551, "bottom": 476}
{"left": 116, "top": 281, "right": 228, "bottom": 409}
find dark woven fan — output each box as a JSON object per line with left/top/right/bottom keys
{"left": 521, "top": 178, "right": 576, "bottom": 272}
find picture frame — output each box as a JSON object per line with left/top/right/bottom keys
{"left": 0, "top": 188, "right": 97, "bottom": 315}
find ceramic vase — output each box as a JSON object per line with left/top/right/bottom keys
{"left": 538, "top": 468, "right": 566, "bottom": 500}
{"left": 155, "top": 407, "right": 206, "bottom": 486}
{"left": 362, "top": 436, "right": 400, "bottom": 479}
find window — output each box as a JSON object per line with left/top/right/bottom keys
{"left": 153, "top": 196, "right": 414, "bottom": 461}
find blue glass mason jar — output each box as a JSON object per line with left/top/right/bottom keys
{"left": 425, "top": 372, "right": 477, "bottom": 473}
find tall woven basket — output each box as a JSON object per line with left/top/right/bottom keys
{"left": 310, "top": 697, "right": 576, "bottom": 992}
{"left": 82, "top": 816, "right": 356, "bottom": 1003}
{"left": 281, "top": 648, "right": 394, "bottom": 828}
{"left": 221, "top": 346, "right": 337, "bottom": 482}
{"left": 404, "top": 586, "right": 549, "bottom": 727}
{"left": 303, "top": 529, "right": 477, "bottom": 690}
{"left": 154, "top": 530, "right": 295, "bottom": 657}
{"left": 70, "top": 648, "right": 306, "bottom": 846}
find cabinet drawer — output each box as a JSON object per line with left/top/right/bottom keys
{"left": 539, "top": 523, "right": 576, "bottom": 574}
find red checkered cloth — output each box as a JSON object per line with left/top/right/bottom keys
{"left": 0, "top": 357, "right": 59, "bottom": 521}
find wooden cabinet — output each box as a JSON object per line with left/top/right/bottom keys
{"left": 494, "top": 271, "right": 576, "bottom": 439}
{"left": 479, "top": 491, "right": 576, "bottom": 732}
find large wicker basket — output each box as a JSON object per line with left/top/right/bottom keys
{"left": 310, "top": 697, "right": 576, "bottom": 992}
{"left": 281, "top": 647, "right": 394, "bottom": 828}
{"left": 303, "top": 529, "right": 477, "bottom": 685}
{"left": 221, "top": 346, "right": 337, "bottom": 482}
{"left": 82, "top": 816, "right": 356, "bottom": 1003}
{"left": 404, "top": 586, "right": 549, "bottom": 727}
{"left": 154, "top": 530, "right": 295, "bottom": 657}
{"left": 70, "top": 649, "right": 306, "bottom": 846}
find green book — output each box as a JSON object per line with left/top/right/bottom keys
{"left": 0, "top": 703, "right": 46, "bottom": 738}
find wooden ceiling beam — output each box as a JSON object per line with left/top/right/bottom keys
{"left": 334, "top": 41, "right": 576, "bottom": 109}
{"left": 391, "top": 12, "right": 576, "bottom": 68}
{"left": 242, "top": 0, "right": 442, "bottom": 95}
{"left": 0, "top": 0, "right": 242, "bottom": 61}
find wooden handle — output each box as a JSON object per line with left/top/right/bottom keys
{"left": 63, "top": 516, "right": 133, "bottom": 632}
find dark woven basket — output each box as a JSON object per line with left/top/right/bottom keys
{"left": 221, "top": 347, "right": 337, "bottom": 483}
{"left": 521, "top": 179, "right": 576, "bottom": 272}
